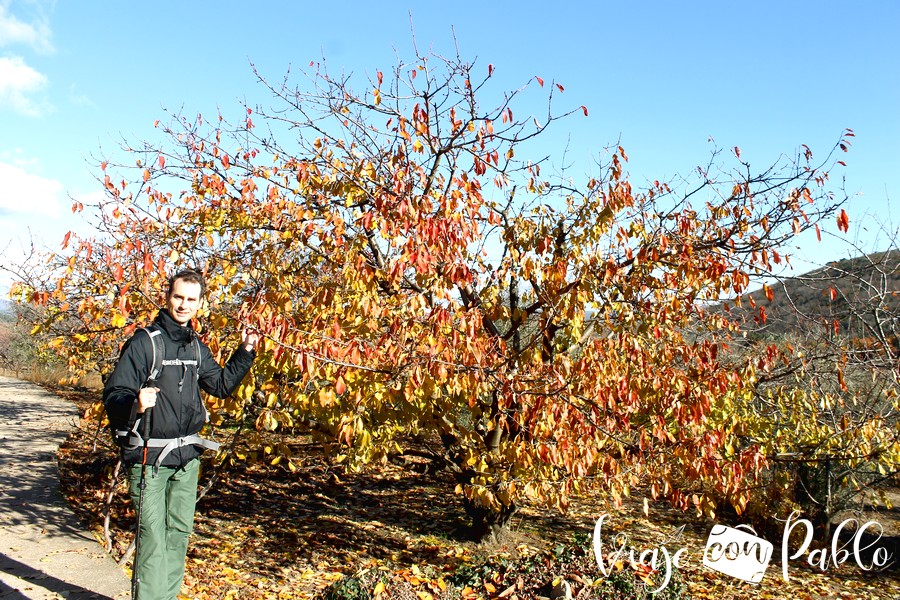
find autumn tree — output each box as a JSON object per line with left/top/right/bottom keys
{"left": 13, "top": 45, "right": 854, "bottom": 540}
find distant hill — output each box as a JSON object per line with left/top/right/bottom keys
{"left": 721, "top": 250, "right": 900, "bottom": 341}
{"left": 0, "top": 300, "right": 14, "bottom": 322}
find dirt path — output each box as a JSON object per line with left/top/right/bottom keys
{"left": 0, "top": 376, "right": 130, "bottom": 600}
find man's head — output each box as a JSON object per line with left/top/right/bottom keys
{"left": 166, "top": 269, "right": 206, "bottom": 325}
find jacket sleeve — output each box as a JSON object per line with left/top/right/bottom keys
{"left": 102, "top": 333, "right": 152, "bottom": 430}
{"left": 197, "top": 342, "right": 255, "bottom": 398}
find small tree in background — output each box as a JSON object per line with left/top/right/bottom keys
{"left": 724, "top": 242, "right": 900, "bottom": 535}
{"left": 12, "top": 44, "right": 855, "bottom": 540}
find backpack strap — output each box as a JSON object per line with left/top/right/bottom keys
{"left": 189, "top": 332, "right": 211, "bottom": 422}
{"left": 192, "top": 333, "right": 201, "bottom": 382}
{"left": 141, "top": 326, "right": 165, "bottom": 385}
{"left": 121, "top": 432, "right": 221, "bottom": 469}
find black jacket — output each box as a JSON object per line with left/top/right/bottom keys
{"left": 103, "top": 309, "right": 255, "bottom": 467}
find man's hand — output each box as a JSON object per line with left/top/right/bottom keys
{"left": 138, "top": 387, "right": 159, "bottom": 414}
{"left": 242, "top": 328, "right": 261, "bottom": 353}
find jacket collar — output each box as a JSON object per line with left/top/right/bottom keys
{"left": 153, "top": 309, "right": 195, "bottom": 344}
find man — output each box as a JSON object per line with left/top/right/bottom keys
{"left": 103, "top": 269, "right": 259, "bottom": 600}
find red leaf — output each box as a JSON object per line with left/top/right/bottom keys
{"left": 158, "top": 155, "right": 165, "bottom": 168}
{"left": 581, "top": 105, "right": 588, "bottom": 116}
{"left": 535, "top": 76, "right": 544, "bottom": 87}
{"left": 488, "top": 64, "right": 494, "bottom": 76}
{"left": 556, "top": 83, "right": 565, "bottom": 92}
{"left": 734, "top": 146, "right": 741, "bottom": 158}
{"left": 837, "top": 209, "right": 850, "bottom": 233}
{"left": 377, "top": 71, "right": 383, "bottom": 86}
{"left": 829, "top": 287, "right": 837, "bottom": 301}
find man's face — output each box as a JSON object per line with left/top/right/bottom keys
{"left": 166, "top": 278, "right": 203, "bottom": 325}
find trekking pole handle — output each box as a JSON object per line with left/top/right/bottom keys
{"left": 141, "top": 406, "right": 152, "bottom": 439}
{"left": 140, "top": 406, "right": 152, "bottom": 466}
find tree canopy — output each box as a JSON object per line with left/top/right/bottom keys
{"left": 12, "top": 46, "right": 863, "bottom": 538}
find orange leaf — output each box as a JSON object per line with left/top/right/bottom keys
{"left": 535, "top": 76, "right": 544, "bottom": 86}
{"left": 158, "top": 155, "right": 165, "bottom": 168}
{"left": 335, "top": 376, "right": 346, "bottom": 396}
{"left": 837, "top": 209, "right": 850, "bottom": 233}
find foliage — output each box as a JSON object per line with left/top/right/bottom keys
{"left": 715, "top": 246, "right": 900, "bottom": 530}
{"left": 12, "top": 43, "right": 853, "bottom": 535}
{"left": 0, "top": 301, "right": 63, "bottom": 379}
{"left": 442, "top": 528, "right": 688, "bottom": 600}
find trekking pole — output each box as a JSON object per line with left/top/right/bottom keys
{"left": 132, "top": 406, "right": 152, "bottom": 600}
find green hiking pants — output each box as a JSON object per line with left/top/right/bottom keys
{"left": 129, "top": 458, "right": 200, "bottom": 600}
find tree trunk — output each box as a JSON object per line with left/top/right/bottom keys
{"left": 462, "top": 495, "right": 518, "bottom": 544}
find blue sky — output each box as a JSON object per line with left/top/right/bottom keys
{"left": 1, "top": 0, "right": 898, "bottom": 292}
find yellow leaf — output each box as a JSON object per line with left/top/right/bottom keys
{"left": 111, "top": 314, "right": 126, "bottom": 328}
{"left": 373, "top": 581, "right": 385, "bottom": 596}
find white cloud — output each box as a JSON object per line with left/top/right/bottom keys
{"left": 0, "top": 160, "right": 64, "bottom": 218}
{"left": 0, "top": 55, "right": 49, "bottom": 116}
{"left": 0, "top": 2, "right": 53, "bottom": 54}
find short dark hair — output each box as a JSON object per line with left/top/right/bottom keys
{"left": 167, "top": 269, "right": 207, "bottom": 298}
